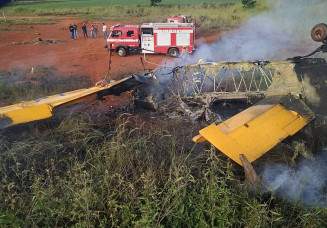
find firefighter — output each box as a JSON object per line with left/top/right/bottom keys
{"left": 180, "top": 46, "right": 189, "bottom": 61}
{"left": 198, "top": 59, "right": 205, "bottom": 64}
{"left": 192, "top": 59, "right": 206, "bottom": 94}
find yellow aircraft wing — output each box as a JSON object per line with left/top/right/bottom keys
{"left": 193, "top": 95, "right": 315, "bottom": 166}
{"left": 0, "top": 74, "right": 149, "bottom": 129}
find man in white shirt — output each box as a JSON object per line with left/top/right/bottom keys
{"left": 103, "top": 23, "right": 107, "bottom": 39}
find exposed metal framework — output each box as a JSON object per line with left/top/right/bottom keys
{"left": 171, "top": 62, "right": 275, "bottom": 97}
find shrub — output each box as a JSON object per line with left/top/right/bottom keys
{"left": 150, "top": 0, "right": 161, "bottom": 6}
{"left": 242, "top": 0, "right": 257, "bottom": 8}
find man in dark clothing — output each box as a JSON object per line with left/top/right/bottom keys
{"left": 82, "top": 23, "right": 88, "bottom": 38}
{"left": 69, "top": 24, "right": 74, "bottom": 40}
{"left": 73, "top": 22, "right": 78, "bottom": 38}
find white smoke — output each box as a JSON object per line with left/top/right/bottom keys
{"left": 191, "top": 0, "right": 327, "bottom": 62}
{"left": 261, "top": 150, "right": 327, "bottom": 207}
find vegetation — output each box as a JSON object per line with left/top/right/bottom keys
{"left": 242, "top": 0, "right": 257, "bottom": 8}
{"left": 151, "top": 0, "right": 162, "bottom": 6}
{"left": 0, "top": 66, "right": 91, "bottom": 106}
{"left": 0, "top": 67, "right": 326, "bottom": 226}
{"left": 0, "top": 17, "right": 54, "bottom": 25}
{"left": 8, "top": 0, "right": 241, "bottom": 7}
{"left": 0, "top": 17, "right": 55, "bottom": 32}
{"left": 0, "top": 113, "right": 327, "bottom": 227}
{"left": 3, "top": 1, "right": 268, "bottom": 32}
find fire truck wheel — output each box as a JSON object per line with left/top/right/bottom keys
{"left": 311, "top": 23, "right": 327, "bottom": 43}
{"left": 117, "top": 47, "right": 127, "bottom": 57}
{"left": 168, "top": 48, "right": 179, "bottom": 57}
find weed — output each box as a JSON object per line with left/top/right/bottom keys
{"left": 0, "top": 116, "right": 326, "bottom": 226}
{"left": 0, "top": 66, "right": 91, "bottom": 106}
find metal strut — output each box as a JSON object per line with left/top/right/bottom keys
{"left": 289, "top": 44, "right": 327, "bottom": 60}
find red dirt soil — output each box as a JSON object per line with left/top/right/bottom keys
{"left": 0, "top": 16, "right": 221, "bottom": 83}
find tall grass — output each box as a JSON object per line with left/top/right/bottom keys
{"left": 0, "top": 115, "right": 326, "bottom": 227}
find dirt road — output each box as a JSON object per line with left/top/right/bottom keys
{"left": 0, "top": 16, "right": 220, "bottom": 82}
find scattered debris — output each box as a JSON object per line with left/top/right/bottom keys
{"left": 7, "top": 38, "right": 64, "bottom": 46}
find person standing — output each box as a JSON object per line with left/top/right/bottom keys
{"left": 102, "top": 23, "right": 107, "bottom": 39}
{"left": 69, "top": 24, "right": 74, "bottom": 40}
{"left": 94, "top": 23, "right": 98, "bottom": 38}
{"left": 180, "top": 45, "right": 189, "bottom": 62}
{"left": 82, "top": 23, "right": 88, "bottom": 38}
{"left": 73, "top": 22, "right": 78, "bottom": 38}
{"left": 90, "top": 24, "right": 94, "bottom": 38}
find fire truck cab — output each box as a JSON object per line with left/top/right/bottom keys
{"left": 166, "top": 15, "right": 188, "bottom": 23}
{"left": 106, "top": 24, "right": 140, "bottom": 57}
{"left": 106, "top": 22, "right": 195, "bottom": 57}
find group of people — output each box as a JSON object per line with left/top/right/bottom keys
{"left": 68, "top": 22, "right": 108, "bottom": 40}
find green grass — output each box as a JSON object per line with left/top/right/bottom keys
{"left": 9, "top": 0, "right": 241, "bottom": 8}
{"left": 3, "top": 1, "right": 269, "bottom": 32}
{"left": 0, "top": 115, "right": 326, "bottom": 227}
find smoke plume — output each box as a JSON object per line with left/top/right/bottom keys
{"left": 261, "top": 150, "right": 327, "bottom": 207}
{"left": 192, "top": 0, "right": 327, "bottom": 62}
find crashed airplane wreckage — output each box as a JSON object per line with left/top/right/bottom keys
{"left": 1, "top": 24, "right": 327, "bottom": 168}
{"left": 150, "top": 57, "right": 325, "bottom": 166}
{"left": 1, "top": 57, "right": 326, "bottom": 166}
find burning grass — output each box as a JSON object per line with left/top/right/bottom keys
{"left": 0, "top": 115, "right": 326, "bottom": 226}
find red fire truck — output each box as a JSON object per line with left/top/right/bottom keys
{"left": 105, "top": 22, "right": 195, "bottom": 57}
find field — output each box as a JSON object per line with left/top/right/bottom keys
{"left": 1, "top": 0, "right": 327, "bottom": 227}
{"left": 4, "top": 0, "right": 265, "bottom": 27}
{"left": 9, "top": 0, "right": 240, "bottom": 7}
